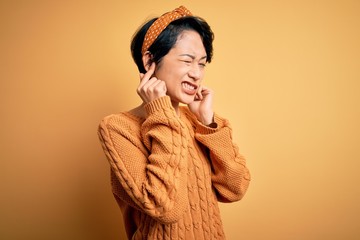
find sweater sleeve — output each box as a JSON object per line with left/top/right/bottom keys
{"left": 194, "top": 113, "right": 251, "bottom": 203}
{"left": 98, "top": 96, "right": 189, "bottom": 223}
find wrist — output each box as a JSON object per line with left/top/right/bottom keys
{"left": 201, "top": 112, "right": 214, "bottom": 126}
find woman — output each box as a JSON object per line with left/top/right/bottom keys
{"left": 98, "top": 6, "right": 251, "bottom": 240}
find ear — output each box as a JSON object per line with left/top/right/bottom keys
{"left": 142, "top": 51, "right": 153, "bottom": 72}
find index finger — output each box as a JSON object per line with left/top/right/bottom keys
{"left": 140, "top": 62, "right": 156, "bottom": 83}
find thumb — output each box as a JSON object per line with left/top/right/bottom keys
{"left": 139, "top": 73, "right": 144, "bottom": 80}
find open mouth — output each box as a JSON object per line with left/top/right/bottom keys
{"left": 182, "top": 81, "right": 198, "bottom": 95}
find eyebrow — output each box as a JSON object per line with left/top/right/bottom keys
{"left": 179, "top": 54, "right": 207, "bottom": 60}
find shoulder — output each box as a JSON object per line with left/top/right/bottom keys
{"left": 98, "top": 112, "right": 148, "bottom": 153}
{"left": 98, "top": 112, "right": 143, "bottom": 137}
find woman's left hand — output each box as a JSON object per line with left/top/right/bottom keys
{"left": 188, "top": 86, "right": 214, "bottom": 125}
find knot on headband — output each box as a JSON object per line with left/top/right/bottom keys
{"left": 141, "top": 6, "right": 192, "bottom": 55}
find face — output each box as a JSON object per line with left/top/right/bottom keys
{"left": 154, "top": 30, "right": 207, "bottom": 105}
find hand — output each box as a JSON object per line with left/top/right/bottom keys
{"left": 188, "top": 86, "right": 214, "bottom": 125}
{"left": 137, "top": 63, "right": 167, "bottom": 103}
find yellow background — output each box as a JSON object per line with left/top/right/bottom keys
{"left": 1, "top": 0, "right": 359, "bottom": 239}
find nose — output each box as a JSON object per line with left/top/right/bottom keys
{"left": 188, "top": 64, "right": 202, "bottom": 81}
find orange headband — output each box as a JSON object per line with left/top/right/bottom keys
{"left": 141, "top": 6, "right": 192, "bottom": 55}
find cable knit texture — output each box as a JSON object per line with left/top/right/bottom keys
{"left": 98, "top": 96, "right": 251, "bottom": 240}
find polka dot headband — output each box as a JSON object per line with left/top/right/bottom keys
{"left": 141, "top": 6, "right": 192, "bottom": 55}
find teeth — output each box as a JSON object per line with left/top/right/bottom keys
{"left": 183, "top": 82, "right": 195, "bottom": 90}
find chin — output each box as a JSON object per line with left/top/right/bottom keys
{"left": 169, "top": 93, "right": 195, "bottom": 105}
{"left": 179, "top": 96, "right": 196, "bottom": 105}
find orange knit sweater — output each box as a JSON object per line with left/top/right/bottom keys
{"left": 98, "top": 96, "right": 251, "bottom": 240}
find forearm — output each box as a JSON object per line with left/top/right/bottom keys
{"left": 195, "top": 114, "right": 251, "bottom": 202}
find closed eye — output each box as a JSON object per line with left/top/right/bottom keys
{"left": 181, "top": 60, "right": 192, "bottom": 64}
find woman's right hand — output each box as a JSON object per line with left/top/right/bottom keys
{"left": 137, "top": 62, "right": 167, "bottom": 103}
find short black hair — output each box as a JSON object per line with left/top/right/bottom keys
{"left": 131, "top": 16, "right": 214, "bottom": 73}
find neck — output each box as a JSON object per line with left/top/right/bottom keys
{"left": 171, "top": 100, "right": 180, "bottom": 116}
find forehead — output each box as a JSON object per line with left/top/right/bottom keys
{"left": 170, "top": 30, "right": 206, "bottom": 56}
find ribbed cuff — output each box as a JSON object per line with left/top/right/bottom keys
{"left": 144, "top": 96, "right": 173, "bottom": 115}
{"left": 196, "top": 113, "right": 225, "bottom": 134}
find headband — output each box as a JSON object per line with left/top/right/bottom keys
{"left": 141, "top": 6, "right": 192, "bottom": 55}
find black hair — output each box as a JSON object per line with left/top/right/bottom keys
{"left": 131, "top": 16, "right": 214, "bottom": 73}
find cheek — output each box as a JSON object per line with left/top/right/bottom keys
{"left": 154, "top": 62, "right": 175, "bottom": 78}
{"left": 199, "top": 70, "right": 205, "bottom": 81}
